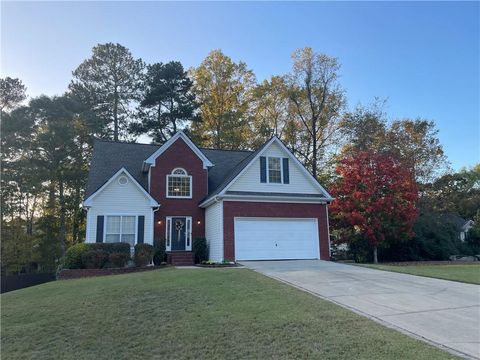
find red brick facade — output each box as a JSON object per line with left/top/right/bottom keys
{"left": 222, "top": 201, "right": 330, "bottom": 261}
{"left": 149, "top": 138, "right": 207, "bottom": 241}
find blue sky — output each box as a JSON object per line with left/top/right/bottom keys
{"left": 2, "top": 1, "right": 479, "bottom": 171}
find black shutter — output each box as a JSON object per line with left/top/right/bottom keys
{"left": 137, "top": 216, "right": 145, "bottom": 244}
{"left": 260, "top": 156, "right": 267, "bottom": 183}
{"left": 96, "top": 216, "right": 104, "bottom": 243}
{"left": 283, "top": 158, "right": 289, "bottom": 184}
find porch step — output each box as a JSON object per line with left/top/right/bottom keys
{"left": 167, "top": 252, "right": 195, "bottom": 266}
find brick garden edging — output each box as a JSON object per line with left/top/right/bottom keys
{"left": 58, "top": 265, "right": 167, "bottom": 280}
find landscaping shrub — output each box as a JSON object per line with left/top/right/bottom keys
{"left": 109, "top": 253, "right": 130, "bottom": 268}
{"left": 193, "top": 237, "right": 208, "bottom": 264}
{"left": 153, "top": 238, "right": 166, "bottom": 265}
{"left": 134, "top": 244, "right": 154, "bottom": 267}
{"left": 81, "top": 250, "right": 109, "bottom": 269}
{"left": 89, "top": 242, "right": 131, "bottom": 255}
{"left": 64, "top": 243, "right": 89, "bottom": 269}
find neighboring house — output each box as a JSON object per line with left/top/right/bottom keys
{"left": 443, "top": 213, "right": 475, "bottom": 242}
{"left": 83, "top": 131, "right": 333, "bottom": 265}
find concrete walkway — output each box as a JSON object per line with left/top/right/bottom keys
{"left": 241, "top": 260, "right": 480, "bottom": 359}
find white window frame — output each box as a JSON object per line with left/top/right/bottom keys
{"left": 103, "top": 214, "right": 138, "bottom": 246}
{"left": 165, "top": 216, "right": 192, "bottom": 252}
{"left": 266, "top": 156, "right": 283, "bottom": 184}
{"left": 166, "top": 168, "right": 193, "bottom": 199}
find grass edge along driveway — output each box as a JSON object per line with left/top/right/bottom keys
{"left": 1, "top": 268, "right": 461, "bottom": 360}
{"left": 357, "top": 263, "right": 480, "bottom": 285}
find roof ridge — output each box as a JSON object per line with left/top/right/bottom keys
{"left": 94, "top": 138, "right": 161, "bottom": 147}
{"left": 199, "top": 147, "right": 254, "bottom": 153}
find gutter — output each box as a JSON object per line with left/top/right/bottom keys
{"left": 199, "top": 194, "right": 333, "bottom": 208}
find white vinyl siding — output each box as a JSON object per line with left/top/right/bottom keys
{"left": 85, "top": 171, "right": 154, "bottom": 245}
{"left": 229, "top": 142, "right": 319, "bottom": 194}
{"left": 205, "top": 200, "right": 224, "bottom": 262}
{"left": 234, "top": 218, "right": 319, "bottom": 260}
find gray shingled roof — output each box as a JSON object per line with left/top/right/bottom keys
{"left": 198, "top": 139, "right": 272, "bottom": 203}
{"left": 199, "top": 148, "right": 252, "bottom": 194}
{"left": 85, "top": 140, "right": 254, "bottom": 200}
{"left": 85, "top": 140, "right": 159, "bottom": 198}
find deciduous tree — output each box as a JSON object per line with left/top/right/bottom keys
{"left": 286, "top": 48, "right": 346, "bottom": 178}
{"left": 249, "top": 76, "right": 291, "bottom": 148}
{"left": 190, "top": 50, "right": 255, "bottom": 149}
{"left": 387, "top": 119, "right": 448, "bottom": 183}
{"left": 330, "top": 151, "right": 418, "bottom": 263}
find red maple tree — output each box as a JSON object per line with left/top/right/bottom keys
{"left": 330, "top": 151, "right": 418, "bottom": 263}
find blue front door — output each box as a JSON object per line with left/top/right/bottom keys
{"left": 171, "top": 217, "right": 186, "bottom": 251}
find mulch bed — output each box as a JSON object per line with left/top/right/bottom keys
{"left": 378, "top": 261, "right": 479, "bottom": 266}
{"left": 58, "top": 265, "right": 168, "bottom": 280}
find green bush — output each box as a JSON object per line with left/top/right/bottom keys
{"left": 89, "top": 242, "right": 131, "bottom": 255}
{"left": 193, "top": 237, "right": 208, "bottom": 264}
{"left": 109, "top": 253, "right": 130, "bottom": 268}
{"left": 134, "top": 244, "right": 154, "bottom": 267}
{"left": 81, "top": 250, "right": 109, "bottom": 269}
{"left": 153, "top": 238, "right": 166, "bottom": 265}
{"left": 64, "top": 243, "right": 89, "bottom": 269}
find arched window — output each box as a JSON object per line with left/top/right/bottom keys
{"left": 167, "top": 168, "right": 192, "bottom": 198}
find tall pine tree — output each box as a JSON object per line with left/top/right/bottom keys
{"left": 130, "top": 61, "right": 199, "bottom": 144}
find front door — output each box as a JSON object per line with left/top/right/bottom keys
{"left": 171, "top": 217, "right": 186, "bottom": 251}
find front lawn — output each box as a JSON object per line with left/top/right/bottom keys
{"left": 1, "top": 268, "right": 458, "bottom": 359}
{"left": 358, "top": 263, "right": 480, "bottom": 284}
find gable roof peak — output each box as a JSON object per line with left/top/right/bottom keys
{"left": 143, "top": 131, "right": 213, "bottom": 170}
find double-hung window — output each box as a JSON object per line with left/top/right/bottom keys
{"left": 267, "top": 157, "right": 282, "bottom": 183}
{"left": 167, "top": 168, "right": 192, "bottom": 198}
{"left": 105, "top": 215, "right": 136, "bottom": 246}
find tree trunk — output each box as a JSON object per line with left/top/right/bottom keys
{"left": 72, "top": 181, "right": 80, "bottom": 244}
{"left": 58, "top": 179, "right": 66, "bottom": 257}
{"left": 373, "top": 246, "right": 378, "bottom": 264}
{"left": 113, "top": 87, "right": 119, "bottom": 141}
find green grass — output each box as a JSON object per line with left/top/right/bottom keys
{"left": 1, "top": 268, "right": 459, "bottom": 359}
{"left": 358, "top": 263, "right": 480, "bottom": 284}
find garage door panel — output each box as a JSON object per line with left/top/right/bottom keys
{"left": 234, "top": 218, "right": 319, "bottom": 260}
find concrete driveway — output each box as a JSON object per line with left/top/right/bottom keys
{"left": 242, "top": 260, "right": 480, "bottom": 359}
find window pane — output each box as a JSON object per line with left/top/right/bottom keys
{"left": 121, "top": 234, "right": 135, "bottom": 246}
{"left": 168, "top": 176, "right": 191, "bottom": 197}
{"left": 106, "top": 216, "right": 121, "bottom": 233}
{"left": 268, "top": 157, "right": 282, "bottom": 183}
{"left": 122, "top": 216, "right": 136, "bottom": 234}
{"left": 269, "top": 170, "right": 281, "bottom": 183}
{"left": 268, "top": 157, "right": 281, "bottom": 171}
{"left": 173, "top": 168, "right": 186, "bottom": 175}
{"left": 106, "top": 234, "right": 120, "bottom": 243}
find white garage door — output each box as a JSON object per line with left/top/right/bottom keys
{"left": 234, "top": 218, "right": 319, "bottom": 260}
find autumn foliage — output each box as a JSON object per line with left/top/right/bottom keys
{"left": 330, "top": 151, "right": 418, "bottom": 260}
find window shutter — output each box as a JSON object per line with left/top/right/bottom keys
{"left": 137, "top": 216, "right": 145, "bottom": 244}
{"left": 283, "top": 158, "right": 289, "bottom": 184}
{"left": 260, "top": 156, "right": 267, "bottom": 183}
{"left": 96, "top": 216, "right": 104, "bottom": 243}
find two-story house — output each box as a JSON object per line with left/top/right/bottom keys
{"left": 83, "top": 131, "right": 333, "bottom": 265}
